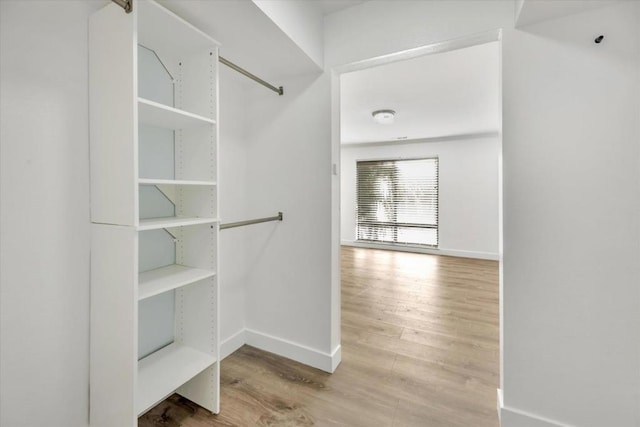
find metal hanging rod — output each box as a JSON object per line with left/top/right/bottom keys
{"left": 219, "top": 56, "right": 284, "bottom": 96}
{"left": 111, "top": 0, "right": 132, "bottom": 13}
{"left": 220, "top": 212, "right": 283, "bottom": 230}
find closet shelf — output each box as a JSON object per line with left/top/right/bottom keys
{"left": 139, "top": 178, "right": 217, "bottom": 186}
{"left": 138, "top": 97, "right": 215, "bottom": 129}
{"left": 139, "top": 265, "right": 216, "bottom": 300}
{"left": 138, "top": 216, "right": 218, "bottom": 231}
{"left": 137, "top": 343, "right": 216, "bottom": 416}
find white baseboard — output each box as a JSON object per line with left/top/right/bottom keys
{"left": 219, "top": 328, "right": 341, "bottom": 373}
{"left": 438, "top": 248, "right": 499, "bottom": 261}
{"left": 341, "top": 240, "right": 499, "bottom": 261}
{"left": 498, "top": 389, "right": 569, "bottom": 427}
{"left": 220, "top": 329, "right": 246, "bottom": 360}
{"left": 245, "top": 328, "right": 341, "bottom": 373}
{"left": 330, "top": 345, "right": 342, "bottom": 372}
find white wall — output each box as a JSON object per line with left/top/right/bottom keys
{"left": 325, "top": 0, "right": 512, "bottom": 68}
{"left": 502, "top": 3, "right": 640, "bottom": 425}
{"left": 515, "top": 0, "right": 525, "bottom": 22}
{"left": 341, "top": 135, "right": 500, "bottom": 259}
{"left": 218, "top": 66, "right": 249, "bottom": 352}
{"left": 252, "top": 0, "right": 324, "bottom": 69}
{"left": 327, "top": 1, "right": 640, "bottom": 426}
{"left": 218, "top": 52, "right": 336, "bottom": 370}
{"left": 515, "top": 0, "right": 617, "bottom": 28}
{"left": 0, "top": 1, "right": 104, "bottom": 426}
{"left": 242, "top": 72, "right": 335, "bottom": 367}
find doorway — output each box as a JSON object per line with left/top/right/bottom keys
{"left": 330, "top": 31, "right": 503, "bottom": 425}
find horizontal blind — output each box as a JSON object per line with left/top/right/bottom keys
{"left": 356, "top": 158, "right": 438, "bottom": 246}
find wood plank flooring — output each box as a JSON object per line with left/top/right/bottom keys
{"left": 139, "top": 247, "right": 499, "bottom": 426}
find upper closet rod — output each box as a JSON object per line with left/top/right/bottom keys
{"left": 219, "top": 56, "right": 284, "bottom": 96}
{"left": 110, "top": 1, "right": 283, "bottom": 95}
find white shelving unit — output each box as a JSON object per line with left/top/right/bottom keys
{"left": 89, "top": 1, "right": 221, "bottom": 425}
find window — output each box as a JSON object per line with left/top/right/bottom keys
{"left": 356, "top": 158, "right": 438, "bottom": 247}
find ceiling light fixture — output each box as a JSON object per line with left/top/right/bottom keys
{"left": 372, "top": 109, "right": 396, "bottom": 125}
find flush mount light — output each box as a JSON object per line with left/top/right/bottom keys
{"left": 372, "top": 109, "right": 396, "bottom": 125}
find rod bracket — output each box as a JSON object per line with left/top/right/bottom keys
{"left": 161, "top": 228, "right": 179, "bottom": 243}
{"left": 278, "top": 87, "right": 284, "bottom": 96}
{"left": 112, "top": 0, "right": 132, "bottom": 14}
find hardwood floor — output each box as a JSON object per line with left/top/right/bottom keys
{"left": 139, "top": 247, "right": 500, "bottom": 426}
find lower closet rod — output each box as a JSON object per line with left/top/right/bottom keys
{"left": 220, "top": 212, "right": 283, "bottom": 230}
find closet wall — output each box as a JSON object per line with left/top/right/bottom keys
{"left": 218, "top": 65, "right": 249, "bottom": 350}
{"left": 159, "top": 1, "right": 336, "bottom": 368}
{"left": 217, "top": 70, "right": 334, "bottom": 368}
{"left": 0, "top": 2, "right": 102, "bottom": 426}
{"left": 243, "top": 73, "right": 333, "bottom": 366}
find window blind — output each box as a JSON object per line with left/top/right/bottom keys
{"left": 356, "top": 158, "right": 438, "bottom": 247}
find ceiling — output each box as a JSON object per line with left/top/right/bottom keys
{"left": 157, "top": 1, "right": 370, "bottom": 84}
{"left": 516, "top": 0, "right": 618, "bottom": 27}
{"left": 316, "top": 0, "right": 367, "bottom": 16}
{"left": 340, "top": 41, "right": 500, "bottom": 145}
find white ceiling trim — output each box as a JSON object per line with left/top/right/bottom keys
{"left": 333, "top": 29, "right": 500, "bottom": 75}
{"left": 341, "top": 131, "right": 500, "bottom": 148}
